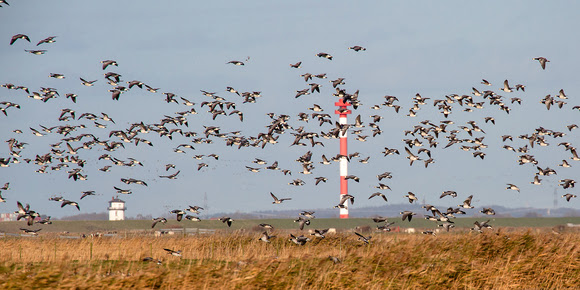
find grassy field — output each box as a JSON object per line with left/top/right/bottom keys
{"left": 0, "top": 230, "right": 578, "bottom": 289}
{"left": 1, "top": 216, "right": 579, "bottom": 234}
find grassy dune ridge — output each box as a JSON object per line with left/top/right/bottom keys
{"left": 1, "top": 217, "right": 580, "bottom": 234}
{"left": 0, "top": 229, "right": 578, "bottom": 289}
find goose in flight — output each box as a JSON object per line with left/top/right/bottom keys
{"left": 10, "top": 34, "right": 30, "bottom": 45}
{"left": 259, "top": 231, "right": 276, "bottom": 243}
{"left": 20, "top": 228, "right": 42, "bottom": 235}
{"left": 348, "top": 45, "right": 366, "bottom": 52}
{"left": 440, "top": 191, "right": 457, "bottom": 198}
{"left": 227, "top": 60, "right": 244, "bottom": 65}
{"left": 80, "top": 78, "right": 97, "bottom": 86}
{"left": 80, "top": 191, "right": 95, "bottom": 199}
{"left": 37, "top": 36, "right": 56, "bottom": 46}
{"left": 562, "top": 193, "right": 577, "bottom": 202}
{"left": 25, "top": 50, "right": 46, "bottom": 55}
{"left": 113, "top": 186, "right": 132, "bottom": 194}
{"left": 533, "top": 57, "right": 549, "bottom": 70}
{"left": 186, "top": 205, "right": 204, "bottom": 214}
{"left": 480, "top": 208, "right": 496, "bottom": 215}
{"left": 368, "top": 192, "right": 388, "bottom": 202}
{"left": 355, "top": 232, "right": 371, "bottom": 244}
{"left": 458, "top": 195, "right": 474, "bottom": 209}
{"left": 337, "top": 194, "right": 355, "bottom": 207}
{"left": 400, "top": 211, "right": 417, "bottom": 222}
{"left": 500, "top": 80, "right": 513, "bottom": 93}
{"left": 101, "top": 60, "right": 118, "bottom": 70}
{"left": 405, "top": 147, "right": 420, "bottom": 166}
{"left": 506, "top": 183, "right": 520, "bottom": 192}
{"left": 405, "top": 192, "right": 418, "bottom": 203}
{"left": 219, "top": 217, "right": 234, "bottom": 227}
{"left": 559, "top": 179, "right": 576, "bottom": 189}
{"left": 49, "top": 73, "right": 65, "bottom": 79}
{"left": 121, "top": 178, "right": 148, "bottom": 186}
{"left": 316, "top": 52, "right": 333, "bottom": 60}
{"left": 270, "top": 192, "right": 291, "bottom": 204}
{"left": 289, "top": 234, "right": 310, "bottom": 245}
{"left": 372, "top": 216, "right": 388, "bottom": 223}
{"left": 170, "top": 209, "right": 185, "bottom": 221}
{"left": 294, "top": 216, "right": 311, "bottom": 230}
{"left": 151, "top": 217, "right": 167, "bottom": 228}
{"left": 290, "top": 61, "right": 302, "bottom": 68}
{"left": 311, "top": 229, "right": 329, "bottom": 239}
{"left": 61, "top": 199, "right": 80, "bottom": 210}
{"left": 164, "top": 248, "right": 182, "bottom": 257}
{"left": 159, "top": 170, "right": 180, "bottom": 179}
{"left": 182, "top": 215, "right": 199, "bottom": 222}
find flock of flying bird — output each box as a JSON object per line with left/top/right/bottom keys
{"left": 1, "top": 31, "right": 579, "bottom": 246}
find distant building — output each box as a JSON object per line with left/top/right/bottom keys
{"left": 0, "top": 212, "right": 17, "bottom": 222}
{"left": 108, "top": 197, "right": 126, "bottom": 221}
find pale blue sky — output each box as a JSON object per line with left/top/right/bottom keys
{"left": 1, "top": 1, "right": 579, "bottom": 218}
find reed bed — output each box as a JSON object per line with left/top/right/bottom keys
{"left": 0, "top": 230, "right": 578, "bottom": 289}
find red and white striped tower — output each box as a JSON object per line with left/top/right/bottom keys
{"left": 335, "top": 99, "right": 351, "bottom": 219}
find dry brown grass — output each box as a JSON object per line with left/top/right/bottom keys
{"left": 0, "top": 230, "right": 578, "bottom": 289}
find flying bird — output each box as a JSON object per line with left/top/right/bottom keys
{"left": 316, "top": 52, "right": 333, "bottom": 60}
{"left": 151, "top": 217, "right": 167, "bottom": 228}
{"left": 400, "top": 211, "right": 417, "bottom": 222}
{"left": 562, "top": 193, "right": 577, "bottom": 202}
{"left": 170, "top": 209, "right": 185, "bottom": 221}
{"left": 294, "top": 216, "right": 311, "bottom": 230}
{"left": 259, "top": 231, "right": 276, "bottom": 243}
{"left": 61, "top": 199, "right": 80, "bottom": 210}
{"left": 533, "top": 57, "right": 549, "bottom": 70}
{"left": 101, "top": 60, "right": 118, "bottom": 70}
{"left": 405, "top": 192, "right": 418, "bottom": 203}
{"left": 289, "top": 234, "right": 310, "bottom": 245}
{"left": 506, "top": 183, "right": 520, "bottom": 192}
{"left": 24, "top": 50, "right": 46, "bottom": 55}
{"left": 186, "top": 205, "right": 204, "bottom": 214}
{"left": 80, "top": 78, "right": 97, "bottom": 86}
{"left": 37, "top": 36, "right": 57, "bottom": 46}
{"left": 10, "top": 34, "right": 30, "bottom": 45}
{"left": 159, "top": 170, "right": 180, "bottom": 179}
{"left": 290, "top": 61, "right": 302, "bottom": 68}
{"left": 368, "top": 192, "right": 388, "bottom": 202}
{"left": 440, "top": 191, "right": 458, "bottom": 199}
{"left": 80, "top": 191, "right": 95, "bottom": 199}
{"left": 164, "top": 248, "right": 182, "bottom": 257}
{"left": 270, "top": 192, "right": 291, "bottom": 204}
{"left": 227, "top": 60, "right": 244, "bottom": 66}
{"left": 459, "top": 195, "right": 474, "bottom": 209}
{"left": 219, "top": 217, "right": 234, "bottom": 227}
{"left": 348, "top": 45, "right": 366, "bottom": 52}
{"left": 355, "top": 232, "right": 371, "bottom": 244}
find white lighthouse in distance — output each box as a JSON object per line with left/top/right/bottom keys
{"left": 108, "top": 196, "right": 126, "bottom": 221}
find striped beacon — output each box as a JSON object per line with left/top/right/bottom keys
{"left": 335, "top": 99, "right": 351, "bottom": 218}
